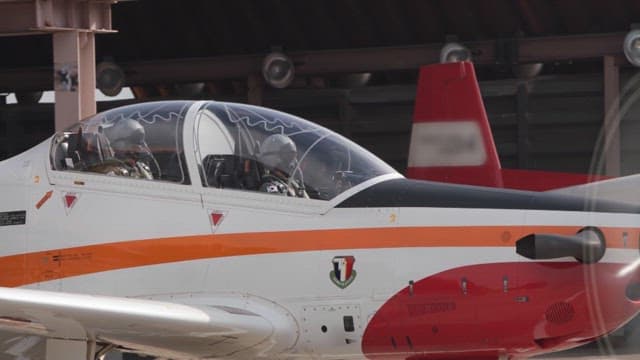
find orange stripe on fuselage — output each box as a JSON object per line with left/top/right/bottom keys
{"left": 2, "top": 225, "right": 638, "bottom": 287}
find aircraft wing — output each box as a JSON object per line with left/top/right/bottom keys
{"left": 0, "top": 287, "right": 297, "bottom": 359}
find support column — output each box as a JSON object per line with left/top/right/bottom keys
{"left": 45, "top": 339, "right": 87, "bottom": 360}
{"left": 603, "top": 55, "right": 621, "bottom": 176}
{"left": 516, "top": 83, "right": 530, "bottom": 169}
{"left": 338, "top": 95, "right": 354, "bottom": 138}
{"left": 53, "top": 31, "right": 96, "bottom": 131}
{"left": 247, "top": 74, "right": 264, "bottom": 105}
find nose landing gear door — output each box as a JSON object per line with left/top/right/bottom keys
{"left": 300, "top": 303, "right": 363, "bottom": 355}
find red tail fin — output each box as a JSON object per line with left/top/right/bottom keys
{"left": 407, "top": 61, "right": 503, "bottom": 187}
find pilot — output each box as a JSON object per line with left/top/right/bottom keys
{"left": 257, "top": 134, "right": 307, "bottom": 198}
{"left": 102, "top": 119, "right": 161, "bottom": 180}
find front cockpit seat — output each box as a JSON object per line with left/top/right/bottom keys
{"left": 203, "top": 154, "right": 239, "bottom": 188}
{"left": 202, "top": 154, "right": 261, "bottom": 190}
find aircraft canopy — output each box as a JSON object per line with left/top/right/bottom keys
{"left": 50, "top": 101, "right": 398, "bottom": 200}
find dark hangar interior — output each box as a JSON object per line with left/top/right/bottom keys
{"left": 1, "top": 0, "right": 640, "bottom": 176}
{"left": 2, "top": 0, "right": 640, "bottom": 355}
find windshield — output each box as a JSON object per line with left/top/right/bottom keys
{"left": 50, "top": 101, "right": 191, "bottom": 184}
{"left": 195, "top": 102, "right": 398, "bottom": 200}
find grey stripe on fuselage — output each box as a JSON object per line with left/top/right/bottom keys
{"left": 337, "top": 179, "right": 640, "bottom": 214}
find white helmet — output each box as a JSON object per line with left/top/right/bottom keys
{"left": 258, "top": 134, "right": 297, "bottom": 172}
{"left": 104, "top": 118, "right": 147, "bottom": 154}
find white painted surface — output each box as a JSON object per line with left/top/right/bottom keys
{"left": 408, "top": 121, "right": 487, "bottom": 167}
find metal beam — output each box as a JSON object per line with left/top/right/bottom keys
{"left": 0, "top": 0, "right": 115, "bottom": 35}
{"left": 53, "top": 31, "right": 96, "bottom": 129}
{"left": 123, "top": 32, "right": 634, "bottom": 81}
{"left": 0, "top": 0, "right": 115, "bottom": 131}
{"left": 0, "top": 32, "right": 630, "bottom": 92}
{"left": 247, "top": 74, "right": 264, "bottom": 105}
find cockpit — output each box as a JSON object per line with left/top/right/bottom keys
{"left": 51, "top": 101, "right": 191, "bottom": 184}
{"left": 50, "top": 101, "right": 398, "bottom": 200}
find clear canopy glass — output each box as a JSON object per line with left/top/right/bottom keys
{"left": 194, "top": 102, "right": 398, "bottom": 200}
{"left": 50, "top": 101, "right": 192, "bottom": 184}
{"left": 49, "top": 101, "right": 398, "bottom": 200}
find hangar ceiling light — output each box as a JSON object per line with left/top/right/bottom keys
{"left": 262, "top": 52, "right": 295, "bottom": 89}
{"left": 96, "top": 61, "right": 125, "bottom": 97}
{"left": 440, "top": 42, "right": 472, "bottom": 64}
{"left": 624, "top": 29, "right": 640, "bottom": 67}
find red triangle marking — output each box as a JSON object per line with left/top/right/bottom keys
{"left": 64, "top": 194, "right": 76, "bottom": 208}
{"left": 211, "top": 212, "right": 223, "bottom": 226}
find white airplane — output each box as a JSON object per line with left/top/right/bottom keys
{"left": 1, "top": 83, "right": 640, "bottom": 360}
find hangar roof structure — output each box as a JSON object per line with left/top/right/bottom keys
{"left": 2, "top": 0, "right": 639, "bottom": 90}
{"left": 1, "top": 0, "right": 640, "bottom": 175}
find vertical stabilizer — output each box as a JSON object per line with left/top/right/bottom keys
{"left": 407, "top": 61, "right": 503, "bottom": 187}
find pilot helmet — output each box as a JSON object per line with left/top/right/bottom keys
{"left": 104, "top": 119, "right": 149, "bottom": 157}
{"left": 258, "top": 134, "right": 297, "bottom": 172}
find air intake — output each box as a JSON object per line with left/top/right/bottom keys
{"left": 545, "top": 302, "right": 575, "bottom": 324}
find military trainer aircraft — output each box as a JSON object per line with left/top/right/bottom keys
{"left": 1, "top": 72, "right": 640, "bottom": 360}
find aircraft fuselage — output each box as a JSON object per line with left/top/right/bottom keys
{"left": 1, "top": 101, "right": 639, "bottom": 360}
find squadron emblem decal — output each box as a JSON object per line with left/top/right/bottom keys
{"left": 330, "top": 256, "right": 357, "bottom": 289}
